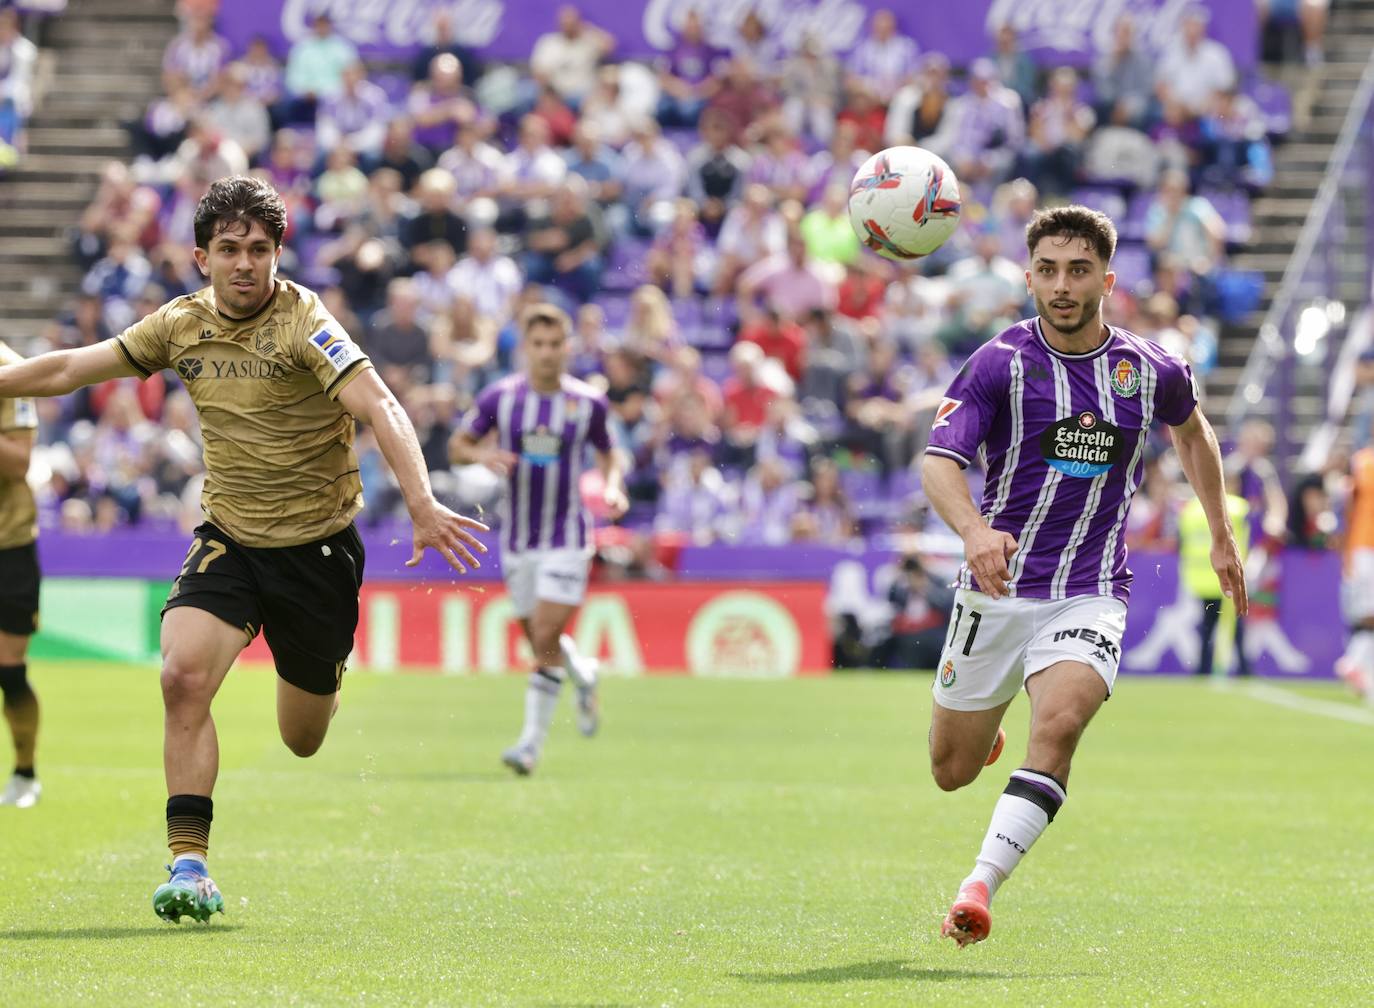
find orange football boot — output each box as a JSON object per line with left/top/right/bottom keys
{"left": 941, "top": 881, "right": 992, "bottom": 948}
{"left": 984, "top": 727, "right": 1006, "bottom": 767}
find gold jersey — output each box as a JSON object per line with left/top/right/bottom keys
{"left": 0, "top": 341, "right": 38, "bottom": 550}
{"left": 115, "top": 281, "right": 373, "bottom": 548}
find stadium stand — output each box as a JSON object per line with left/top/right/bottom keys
{"left": 6, "top": 0, "right": 1374, "bottom": 570}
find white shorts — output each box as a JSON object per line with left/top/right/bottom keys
{"left": 1343, "top": 548, "right": 1374, "bottom": 623}
{"left": 932, "top": 589, "right": 1128, "bottom": 712}
{"left": 503, "top": 549, "right": 591, "bottom": 618}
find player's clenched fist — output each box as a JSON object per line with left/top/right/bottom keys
{"left": 962, "top": 524, "right": 1019, "bottom": 600}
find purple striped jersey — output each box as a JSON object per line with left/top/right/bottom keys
{"left": 461, "top": 373, "right": 613, "bottom": 555}
{"left": 925, "top": 319, "right": 1199, "bottom": 602}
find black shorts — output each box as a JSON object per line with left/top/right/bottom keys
{"left": 0, "top": 541, "right": 40, "bottom": 637}
{"left": 163, "top": 522, "right": 365, "bottom": 696}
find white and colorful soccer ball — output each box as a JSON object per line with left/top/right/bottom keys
{"left": 848, "top": 145, "right": 962, "bottom": 261}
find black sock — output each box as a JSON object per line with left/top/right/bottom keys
{"left": 166, "top": 794, "right": 214, "bottom": 860}
{"left": 14, "top": 765, "right": 34, "bottom": 779}
{"left": 0, "top": 662, "right": 30, "bottom": 703}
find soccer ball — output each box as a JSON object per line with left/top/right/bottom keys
{"left": 848, "top": 146, "right": 962, "bottom": 261}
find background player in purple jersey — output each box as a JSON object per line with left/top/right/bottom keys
{"left": 919, "top": 206, "right": 1248, "bottom": 947}
{"left": 451, "top": 304, "right": 628, "bottom": 775}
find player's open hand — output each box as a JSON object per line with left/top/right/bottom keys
{"left": 603, "top": 483, "right": 629, "bottom": 520}
{"left": 481, "top": 447, "right": 519, "bottom": 476}
{"left": 1211, "top": 536, "right": 1249, "bottom": 616}
{"left": 963, "top": 523, "right": 1019, "bottom": 599}
{"left": 407, "top": 499, "right": 490, "bottom": 573}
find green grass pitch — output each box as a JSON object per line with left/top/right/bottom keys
{"left": 2, "top": 662, "right": 1372, "bottom": 1007}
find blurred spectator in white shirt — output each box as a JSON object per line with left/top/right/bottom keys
{"left": 319, "top": 61, "right": 391, "bottom": 159}
{"left": 713, "top": 183, "right": 787, "bottom": 296}
{"left": 1155, "top": 5, "right": 1236, "bottom": 118}
{"left": 206, "top": 64, "right": 272, "bottom": 162}
{"left": 848, "top": 9, "right": 919, "bottom": 103}
{"left": 448, "top": 227, "right": 523, "bottom": 328}
{"left": 1092, "top": 14, "right": 1154, "bottom": 130}
{"left": 530, "top": 5, "right": 615, "bottom": 105}
{"left": 161, "top": 10, "right": 229, "bottom": 102}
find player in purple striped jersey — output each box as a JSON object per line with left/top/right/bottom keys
{"left": 451, "top": 304, "right": 627, "bottom": 775}
{"left": 920, "top": 206, "right": 1248, "bottom": 947}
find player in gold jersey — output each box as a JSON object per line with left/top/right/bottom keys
{"left": 0, "top": 341, "right": 41, "bottom": 810}
{"left": 0, "top": 176, "right": 488, "bottom": 922}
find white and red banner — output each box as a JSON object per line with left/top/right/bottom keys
{"left": 243, "top": 581, "right": 831, "bottom": 677}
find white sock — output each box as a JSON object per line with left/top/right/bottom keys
{"left": 172, "top": 853, "right": 207, "bottom": 870}
{"left": 961, "top": 769, "right": 1067, "bottom": 901}
{"left": 517, "top": 667, "right": 564, "bottom": 753}
{"left": 559, "top": 634, "right": 595, "bottom": 687}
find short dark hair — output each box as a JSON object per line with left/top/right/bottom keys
{"left": 1025, "top": 205, "right": 1117, "bottom": 265}
{"left": 520, "top": 302, "right": 571, "bottom": 337}
{"left": 193, "top": 175, "right": 288, "bottom": 250}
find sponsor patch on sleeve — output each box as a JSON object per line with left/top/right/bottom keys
{"left": 13, "top": 398, "right": 38, "bottom": 429}
{"left": 309, "top": 328, "right": 363, "bottom": 372}
{"left": 933, "top": 397, "right": 963, "bottom": 429}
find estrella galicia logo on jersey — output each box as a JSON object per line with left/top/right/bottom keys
{"left": 1039, "top": 411, "right": 1124, "bottom": 478}
{"left": 1110, "top": 358, "right": 1140, "bottom": 398}
{"left": 176, "top": 357, "right": 202, "bottom": 380}
{"left": 939, "top": 660, "right": 956, "bottom": 687}
{"left": 521, "top": 427, "right": 561, "bottom": 466}
{"left": 933, "top": 397, "right": 963, "bottom": 429}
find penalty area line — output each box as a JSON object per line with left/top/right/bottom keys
{"left": 1231, "top": 681, "right": 1374, "bottom": 727}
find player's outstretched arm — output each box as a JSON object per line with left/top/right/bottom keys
{"left": 595, "top": 448, "right": 629, "bottom": 519}
{"left": 448, "top": 428, "right": 517, "bottom": 473}
{"left": 921, "top": 453, "right": 1019, "bottom": 599}
{"left": 1170, "top": 407, "right": 1249, "bottom": 615}
{"left": 338, "top": 368, "right": 489, "bottom": 574}
{"left": 0, "top": 341, "right": 136, "bottom": 398}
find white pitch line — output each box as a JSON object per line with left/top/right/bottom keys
{"left": 1233, "top": 681, "right": 1374, "bottom": 727}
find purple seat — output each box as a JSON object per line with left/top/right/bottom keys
{"left": 1111, "top": 242, "right": 1152, "bottom": 292}
{"left": 1117, "top": 192, "right": 1153, "bottom": 243}
{"left": 1249, "top": 79, "right": 1292, "bottom": 139}
{"left": 1070, "top": 187, "right": 1127, "bottom": 221}
{"left": 662, "top": 127, "right": 699, "bottom": 155}
{"left": 373, "top": 72, "right": 413, "bottom": 105}
{"left": 1199, "top": 189, "right": 1253, "bottom": 246}
{"left": 598, "top": 293, "right": 631, "bottom": 328}
{"left": 670, "top": 296, "right": 701, "bottom": 327}
{"left": 840, "top": 469, "right": 882, "bottom": 501}
{"left": 699, "top": 350, "right": 733, "bottom": 384}
{"left": 687, "top": 324, "right": 734, "bottom": 353}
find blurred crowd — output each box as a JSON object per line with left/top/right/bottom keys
{"left": 14, "top": 1, "right": 1311, "bottom": 577}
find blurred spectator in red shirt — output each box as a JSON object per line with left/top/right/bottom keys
{"left": 836, "top": 79, "right": 887, "bottom": 155}
{"left": 738, "top": 309, "right": 806, "bottom": 383}
{"left": 707, "top": 56, "right": 776, "bottom": 145}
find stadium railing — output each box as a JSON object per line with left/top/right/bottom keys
{"left": 1226, "top": 47, "right": 1374, "bottom": 478}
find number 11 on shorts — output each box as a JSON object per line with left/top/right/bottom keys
{"left": 950, "top": 602, "right": 982, "bottom": 657}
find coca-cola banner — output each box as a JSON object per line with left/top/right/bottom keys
{"left": 217, "top": 0, "right": 1258, "bottom": 68}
